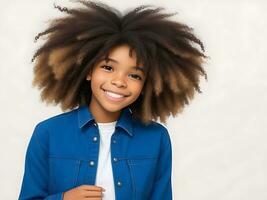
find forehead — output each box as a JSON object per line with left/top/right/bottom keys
{"left": 96, "top": 45, "right": 146, "bottom": 72}
{"left": 102, "top": 44, "right": 144, "bottom": 65}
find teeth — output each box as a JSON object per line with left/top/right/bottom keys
{"left": 105, "top": 90, "right": 125, "bottom": 98}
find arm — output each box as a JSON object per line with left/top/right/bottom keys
{"left": 150, "top": 127, "right": 173, "bottom": 200}
{"left": 18, "top": 124, "right": 64, "bottom": 200}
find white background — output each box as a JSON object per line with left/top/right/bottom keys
{"left": 0, "top": 0, "right": 266, "bottom": 199}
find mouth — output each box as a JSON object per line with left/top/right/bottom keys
{"left": 102, "top": 88, "right": 129, "bottom": 102}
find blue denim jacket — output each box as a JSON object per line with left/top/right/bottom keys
{"left": 18, "top": 105, "right": 172, "bottom": 200}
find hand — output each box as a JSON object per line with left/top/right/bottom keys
{"left": 63, "top": 185, "right": 106, "bottom": 200}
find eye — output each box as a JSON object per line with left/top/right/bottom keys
{"left": 129, "top": 74, "right": 142, "bottom": 80}
{"left": 101, "top": 65, "right": 113, "bottom": 71}
{"left": 101, "top": 65, "right": 142, "bottom": 80}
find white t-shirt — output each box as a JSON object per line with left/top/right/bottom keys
{"left": 95, "top": 121, "right": 117, "bottom": 200}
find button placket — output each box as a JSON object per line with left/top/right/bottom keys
{"left": 111, "top": 133, "right": 123, "bottom": 189}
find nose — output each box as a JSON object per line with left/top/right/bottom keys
{"left": 111, "top": 74, "right": 127, "bottom": 88}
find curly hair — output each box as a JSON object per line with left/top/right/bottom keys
{"left": 31, "top": 0, "right": 208, "bottom": 125}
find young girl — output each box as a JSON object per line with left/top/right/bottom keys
{"left": 18, "top": 0, "right": 208, "bottom": 199}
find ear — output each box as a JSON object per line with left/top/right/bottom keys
{"left": 86, "top": 74, "right": 91, "bottom": 81}
{"left": 86, "top": 69, "right": 92, "bottom": 81}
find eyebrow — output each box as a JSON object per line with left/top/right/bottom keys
{"left": 100, "top": 57, "right": 145, "bottom": 74}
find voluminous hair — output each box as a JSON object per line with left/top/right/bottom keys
{"left": 32, "top": 0, "right": 208, "bottom": 125}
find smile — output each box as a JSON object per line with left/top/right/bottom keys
{"left": 102, "top": 89, "right": 128, "bottom": 102}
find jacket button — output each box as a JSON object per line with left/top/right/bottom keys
{"left": 89, "top": 161, "right": 95, "bottom": 166}
{"left": 112, "top": 139, "right": 117, "bottom": 144}
{"left": 117, "top": 181, "right": 122, "bottom": 187}
{"left": 113, "top": 157, "right": 118, "bottom": 162}
{"left": 93, "top": 136, "right": 98, "bottom": 142}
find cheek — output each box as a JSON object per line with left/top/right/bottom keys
{"left": 129, "top": 83, "right": 144, "bottom": 96}
{"left": 90, "top": 72, "right": 106, "bottom": 88}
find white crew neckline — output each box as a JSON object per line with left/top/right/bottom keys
{"left": 97, "top": 121, "right": 117, "bottom": 126}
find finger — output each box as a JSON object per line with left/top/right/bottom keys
{"left": 84, "top": 191, "right": 103, "bottom": 197}
{"left": 85, "top": 191, "right": 104, "bottom": 198}
{"left": 81, "top": 185, "right": 104, "bottom": 191}
{"left": 85, "top": 191, "right": 103, "bottom": 200}
{"left": 83, "top": 185, "right": 105, "bottom": 192}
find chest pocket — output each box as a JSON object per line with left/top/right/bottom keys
{"left": 48, "top": 156, "right": 81, "bottom": 193}
{"left": 127, "top": 156, "right": 158, "bottom": 200}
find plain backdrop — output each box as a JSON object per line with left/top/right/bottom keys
{"left": 0, "top": 0, "right": 266, "bottom": 199}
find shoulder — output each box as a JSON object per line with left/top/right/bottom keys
{"left": 137, "top": 119, "right": 170, "bottom": 134}
{"left": 35, "top": 108, "right": 78, "bottom": 131}
{"left": 32, "top": 108, "right": 78, "bottom": 144}
{"left": 151, "top": 122, "right": 172, "bottom": 146}
{"left": 133, "top": 119, "right": 171, "bottom": 145}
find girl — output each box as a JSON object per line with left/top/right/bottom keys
{"left": 18, "top": 0, "right": 208, "bottom": 199}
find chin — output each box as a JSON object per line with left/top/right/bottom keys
{"left": 101, "top": 103, "right": 127, "bottom": 113}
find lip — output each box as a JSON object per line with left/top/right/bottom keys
{"left": 102, "top": 89, "right": 128, "bottom": 102}
{"left": 102, "top": 88, "right": 129, "bottom": 97}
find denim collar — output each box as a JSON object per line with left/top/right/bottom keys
{"left": 77, "top": 105, "right": 133, "bottom": 137}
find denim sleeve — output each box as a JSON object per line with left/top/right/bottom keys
{"left": 18, "top": 124, "right": 64, "bottom": 200}
{"left": 150, "top": 126, "right": 173, "bottom": 200}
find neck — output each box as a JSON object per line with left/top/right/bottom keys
{"left": 89, "top": 102, "right": 121, "bottom": 123}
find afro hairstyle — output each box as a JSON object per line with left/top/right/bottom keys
{"left": 31, "top": 0, "right": 208, "bottom": 125}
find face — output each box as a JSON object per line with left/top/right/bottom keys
{"left": 86, "top": 44, "right": 146, "bottom": 121}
